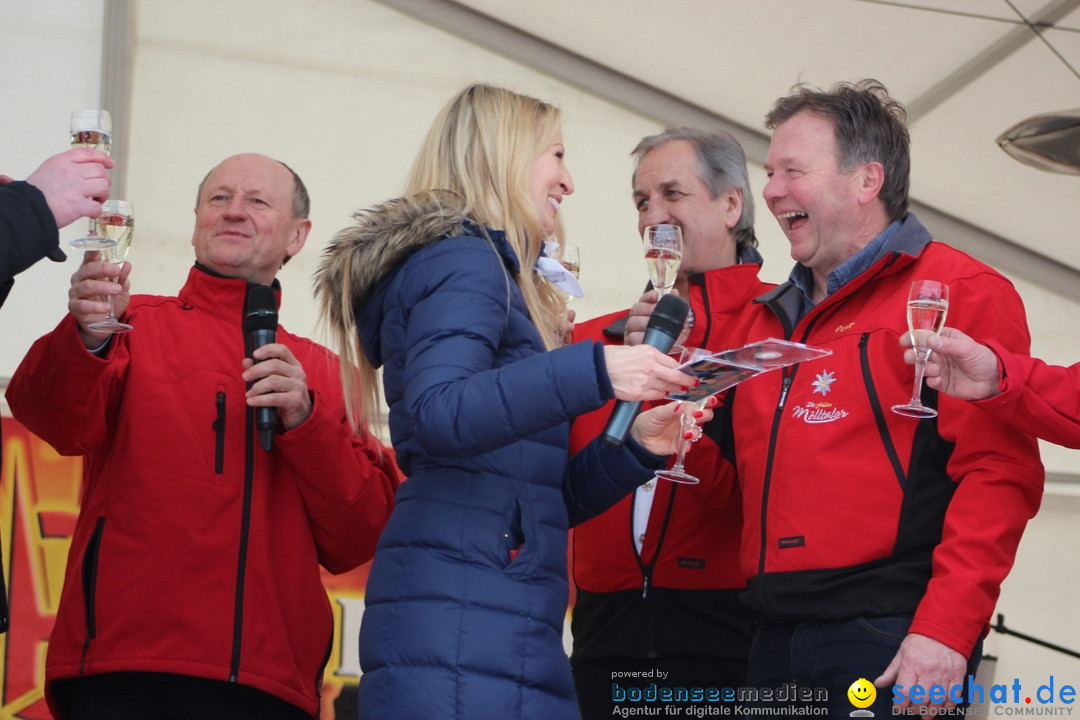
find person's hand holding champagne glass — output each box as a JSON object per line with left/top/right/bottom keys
{"left": 87, "top": 200, "right": 134, "bottom": 334}
{"left": 623, "top": 224, "right": 690, "bottom": 348}
{"left": 892, "top": 279, "right": 950, "bottom": 418}
{"left": 68, "top": 109, "right": 114, "bottom": 249}
{"left": 643, "top": 224, "right": 682, "bottom": 296}
{"left": 68, "top": 199, "right": 135, "bottom": 347}
{"left": 654, "top": 346, "right": 718, "bottom": 485}
{"left": 601, "top": 340, "right": 715, "bottom": 460}
{"left": 555, "top": 243, "right": 581, "bottom": 344}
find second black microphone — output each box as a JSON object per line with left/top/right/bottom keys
{"left": 601, "top": 293, "right": 690, "bottom": 447}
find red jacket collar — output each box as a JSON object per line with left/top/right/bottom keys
{"left": 177, "top": 264, "right": 282, "bottom": 323}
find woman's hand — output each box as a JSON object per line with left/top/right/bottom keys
{"left": 629, "top": 396, "right": 717, "bottom": 456}
{"left": 559, "top": 306, "right": 576, "bottom": 347}
{"left": 603, "top": 344, "right": 697, "bottom": 402}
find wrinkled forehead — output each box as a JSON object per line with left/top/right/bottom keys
{"left": 199, "top": 155, "right": 293, "bottom": 202}
{"left": 767, "top": 112, "right": 838, "bottom": 158}
{"left": 633, "top": 141, "right": 704, "bottom": 196}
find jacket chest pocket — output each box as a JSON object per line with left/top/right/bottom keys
{"left": 858, "top": 332, "right": 906, "bottom": 488}
{"left": 213, "top": 390, "right": 227, "bottom": 474}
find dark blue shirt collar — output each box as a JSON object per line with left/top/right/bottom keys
{"left": 787, "top": 220, "right": 901, "bottom": 319}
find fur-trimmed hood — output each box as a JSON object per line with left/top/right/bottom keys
{"left": 316, "top": 190, "right": 467, "bottom": 325}
{"left": 315, "top": 190, "right": 522, "bottom": 366}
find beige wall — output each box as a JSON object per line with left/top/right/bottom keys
{"left": 3, "top": 0, "right": 1078, "bottom": 705}
{"left": 125, "top": 0, "right": 665, "bottom": 334}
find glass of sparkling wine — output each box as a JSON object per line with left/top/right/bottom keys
{"left": 562, "top": 243, "right": 580, "bottom": 301}
{"left": 892, "top": 279, "right": 949, "bottom": 418}
{"left": 69, "top": 109, "right": 114, "bottom": 249}
{"left": 88, "top": 200, "right": 134, "bottom": 334}
{"left": 643, "top": 224, "right": 682, "bottom": 296}
{"left": 655, "top": 346, "right": 712, "bottom": 485}
{"left": 561, "top": 243, "right": 580, "bottom": 280}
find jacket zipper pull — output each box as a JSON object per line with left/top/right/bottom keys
{"left": 642, "top": 574, "right": 650, "bottom": 600}
{"left": 778, "top": 375, "right": 793, "bottom": 411}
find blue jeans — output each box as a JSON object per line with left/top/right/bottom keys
{"left": 746, "top": 616, "right": 983, "bottom": 717}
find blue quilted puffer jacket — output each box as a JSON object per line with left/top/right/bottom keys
{"left": 319, "top": 192, "right": 664, "bottom": 719}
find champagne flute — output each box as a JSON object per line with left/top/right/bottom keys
{"left": 654, "top": 347, "right": 713, "bottom": 485}
{"left": 561, "top": 243, "right": 580, "bottom": 280}
{"left": 88, "top": 200, "right": 134, "bottom": 334}
{"left": 643, "top": 224, "right": 682, "bottom": 296}
{"left": 69, "top": 109, "right": 114, "bottom": 249}
{"left": 892, "top": 279, "right": 949, "bottom": 418}
{"left": 562, "top": 243, "right": 580, "bottom": 302}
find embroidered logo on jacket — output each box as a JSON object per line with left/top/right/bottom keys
{"left": 811, "top": 371, "right": 836, "bottom": 395}
{"left": 791, "top": 369, "right": 850, "bottom": 424}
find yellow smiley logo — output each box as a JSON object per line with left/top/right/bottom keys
{"left": 848, "top": 678, "right": 876, "bottom": 709}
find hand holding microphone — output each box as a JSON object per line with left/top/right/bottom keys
{"left": 244, "top": 286, "right": 280, "bottom": 451}
{"left": 242, "top": 285, "right": 314, "bottom": 451}
{"left": 624, "top": 287, "right": 692, "bottom": 347}
{"left": 602, "top": 294, "right": 694, "bottom": 447}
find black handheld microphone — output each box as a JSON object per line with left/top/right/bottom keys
{"left": 244, "top": 285, "right": 279, "bottom": 452}
{"left": 601, "top": 294, "right": 690, "bottom": 447}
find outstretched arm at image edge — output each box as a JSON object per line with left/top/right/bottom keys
{"left": 905, "top": 272, "right": 1043, "bottom": 672}
{"left": 0, "top": 181, "right": 61, "bottom": 308}
{"left": 972, "top": 339, "right": 1080, "bottom": 449}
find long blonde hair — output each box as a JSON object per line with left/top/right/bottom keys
{"left": 406, "top": 83, "right": 568, "bottom": 343}
{"left": 325, "top": 84, "right": 570, "bottom": 434}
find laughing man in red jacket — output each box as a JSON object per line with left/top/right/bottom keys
{"left": 715, "top": 80, "right": 1043, "bottom": 717}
